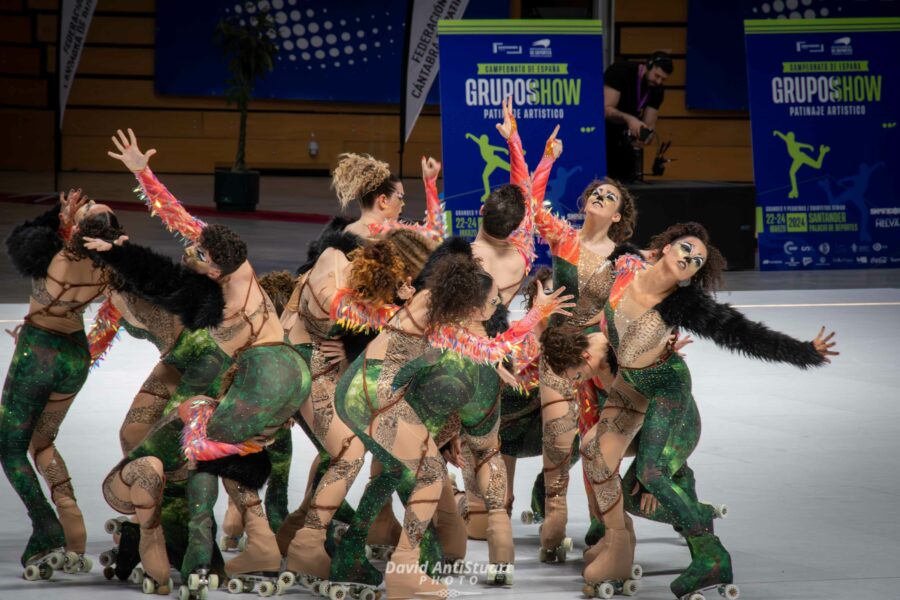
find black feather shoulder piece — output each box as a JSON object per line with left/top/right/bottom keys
{"left": 196, "top": 450, "right": 272, "bottom": 490}
{"left": 413, "top": 236, "right": 473, "bottom": 289}
{"left": 296, "top": 216, "right": 361, "bottom": 274}
{"left": 90, "top": 242, "right": 226, "bottom": 330}
{"left": 607, "top": 242, "right": 643, "bottom": 265}
{"left": 483, "top": 303, "right": 510, "bottom": 337}
{"left": 656, "top": 284, "right": 825, "bottom": 368}
{"left": 5, "top": 205, "right": 64, "bottom": 278}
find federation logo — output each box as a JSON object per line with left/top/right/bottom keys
{"left": 831, "top": 36, "right": 853, "bottom": 56}
{"left": 818, "top": 242, "right": 830, "bottom": 255}
{"left": 530, "top": 39, "right": 552, "bottom": 58}
{"left": 795, "top": 41, "right": 824, "bottom": 54}
{"left": 783, "top": 241, "right": 798, "bottom": 255}
{"left": 492, "top": 42, "right": 521, "bottom": 55}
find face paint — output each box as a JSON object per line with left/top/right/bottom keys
{"left": 674, "top": 240, "right": 706, "bottom": 273}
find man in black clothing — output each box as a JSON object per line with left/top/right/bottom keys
{"left": 604, "top": 51, "right": 673, "bottom": 181}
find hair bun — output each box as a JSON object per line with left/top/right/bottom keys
{"left": 332, "top": 153, "right": 391, "bottom": 209}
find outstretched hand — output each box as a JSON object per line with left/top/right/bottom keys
{"left": 545, "top": 124, "right": 563, "bottom": 159}
{"left": 495, "top": 95, "right": 516, "bottom": 140}
{"left": 397, "top": 276, "right": 416, "bottom": 301}
{"left": 670, "top": 332, "right": 694, "bottom": 357}
{"left": 60, "top": 188, "right": 91, "bottom": 229}
{"left": 421, "top": 156, "right": 441, "bottom": 180}
{"left": 812, "top": 326, "right": 838, "bottom": 363}
{"left": 108, "top": 128, "right": 156, "bottom": 173}
{"left": 536, "top": 284, "right": 575, "bottom": 318}
{"left": 83, "top": 235, "right": 128, "bottom": 252}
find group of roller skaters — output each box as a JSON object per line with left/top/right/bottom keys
{"left": 1, "top": 99, "right": 838, "bottom": 600}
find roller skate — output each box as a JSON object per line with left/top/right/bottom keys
{"left": 220, "top": 498, "right": 247, "bottom": 553}
{"left": 435, "top": 482, "right": 467, "bottom": 570}
{"left": 179, "top": 567, "right": 220, "bottom": 600}
{"left": 365, "top": 502, "right": 401, "bottom": 561}
{"left": 671, "top": 534, "right": 738, "bottom": 600}
{"left": 384, "top": 545, "right": 446, "bottom": 600}
{"left": 130, "top": 526, "right": 174, "bottom": 595}
{"left": 22, "top": 547, "right": 67, "bottom": 581}
{"left": 100, "top": 520, "right": 142, "bottom": 581}
{"left": 281, "top": 526, "right": 330, "bottom": 594}
{"left": 224, "top": 508, "right": 285, "bottom": 597}
{"left": 582, "top": 529, "right": 642, "bottom": 598}
{"left": 538, "top": 495, "right": 572, "bottom": 563}
{"left": 462, "top": 491, "right": 488, "bottom": 540}
{"left": 485, "top": 509, "right": 514, "bottom": 585}
{"left": 276, "top": 497, "right": 310, "bottom": 556}
{"left": 105, "top": 515, "right": 132, "bottom": 543}
{"left": 62, "top": 551, "right": 93, "bottom": 574}
{"left": 585, "top": 513, "right": 635, "bottom": 565}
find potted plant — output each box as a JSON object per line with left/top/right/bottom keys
{"left": 213, "top": 7, "right": 278, "bottom": 211}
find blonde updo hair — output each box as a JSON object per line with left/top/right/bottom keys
{"left": 331, "top": 153, "right": 399, "bottom": 212}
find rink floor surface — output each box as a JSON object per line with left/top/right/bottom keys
{"left": 1, "top": 288, "right": 899, "bottom": 600}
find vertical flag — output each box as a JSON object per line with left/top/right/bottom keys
{"left": 58, "top": 0, "right": 98, "bottom": 127}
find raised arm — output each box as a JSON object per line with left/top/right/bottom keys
{"left": 367, "top": 156, "right": 445, "bottom": 242}
{"left": 108, "top": 128, "right": 205, "bottom": 242}
{"left": 657, "top": 286, "right": 836, "bottom": 368}
{"left": 497, "top": 96, "right": 529, "bottom": 193}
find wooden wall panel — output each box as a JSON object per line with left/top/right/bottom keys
{"left": 0, "top": 15, "right": 31, "bottom": 43}
{"left": 0, "top": 76, "right": 47, "bottom": 105}
{"left": 643, "top": 146, "right": 753, "bottom": 181}
{"left": 28, "top": 0, "right": 156, "bottom": 10}
{"left": 0, "top": 108, "right": 54, "bottom": 170}
{"left": 47, "top": 45, "right": 154, "bottom": 76}
{"left": 37, "top": 14, "right": 155, "bottom": 45}
{"left": 616, "top": 0, "right": 687, "bottom": 22}
{"left": 619, "top": 27, "right": 686, "bottom": 55}
{"left": 653, "top": 118, "right": 750, "bottom": 147}
{"left": 0, "top": 46, "right": 41, "bottom": 74}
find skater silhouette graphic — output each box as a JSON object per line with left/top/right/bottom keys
{"left": 818, "top": 162, "right": 883, "bottom": 242}
{"left": 773, "top": 130, "right": 830, "bottom": 198}
{"left": 465, "top": 132, "right": 511, "bottom": 201}
{"left": 546, "top": 165, "right": 582, "bottom": 203}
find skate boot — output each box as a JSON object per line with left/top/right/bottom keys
{"left": 366, "top": 501, "right": 402, "bottom": 561}
{"left": 104, "top": 515, "right": 132, "bottom": 545}
{"left": 670, "top": 534, "right": 739, "bottom": 600}
{"left": 224, "top": 506, "right": 286, "bottom": 596}
{"left": 132, "top": 526, "right": 173, "bottom": 594}
{"left": 102, "top": 520, "right": 142, "bottom": 581}
{"left": 539, "top": 494, "right": 572, "bottom": 563}
{"left": 275, "top": 496, "right": 309, "bottom": 556}
{"left": 52, "top": 494, "right": 91, "bottom": 575}
{"left": 582, "top": 528, "right": 642, "bottom": 598}
{"left": 585, "top": 513, "right": 634, "bottom": 565}
{"left": 22, "top": 547, "right": 67, "bottom": 581}
{"left": 463, "top": 491, "right": 488, "bottom": 540}
{"left": 21, "top": 509, "right": 65, "bottom": 568}
{"left": 520, "top": 470, "right": 546, "bottom": 525}
{"left": 219, "top": 498, "right": 246, "bottom": 553}
{"left": 435, "top": 492, "right": 467, "bottom": 569}
{"left": 319, "top": 523, "right": 384, "bottom": 598}
{"left": 485, "top": 509, "right": 514, "bottom": 586}
{"left": 282, "top": 526, "right": 330, "bottom": 592}
{"left": 385, "top": 544, "right": 447, "bottom": 600}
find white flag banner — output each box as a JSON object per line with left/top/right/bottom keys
{"left": 59, "top": 0, "right": 98, "bottom": 127}
{"left": 402, "top": 0, "right": 470, "bottom": 143}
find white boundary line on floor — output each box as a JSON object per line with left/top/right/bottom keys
{"left": 733, "top": 302, "right": 900, "bottom": 308}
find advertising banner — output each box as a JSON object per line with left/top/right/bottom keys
{"left": 744, "top": 17, "right": 900, "bottom": 270}
{"left": 437, "top": 19, "right": 605, "bottom": 254}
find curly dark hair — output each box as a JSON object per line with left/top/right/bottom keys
{"left": 384, "top": 229, "right": 438, "bottom": 282}
{"left": 347, "top": 239, "right": 407, "bottom": 306}
{"left": 523, "top": 265, "right": 553, "bottom": 310}
{"left": 483, "top": 183, "right": 525, "bottom": 238}
{"left": 200, "top": 224, "right": 247, "bottom": 276}
{"left": 540, "top": 325, "right": 589, "bottom": 376}
{"left": 425, "top": 253, "right": 493, "bottom": 327}
{"left": 647, "top": 221, "right": 727, "bottom": 293}
{"left": 258, "top": 270, "right": 295, "bottom": 317}
{"left": 67, "top": 211, "right": 125, "bottom": 261}
{"left": 577, "top": 177, "right": 638, "bottom": 243}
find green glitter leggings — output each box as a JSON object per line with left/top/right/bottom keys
{"left": 0, "top": 324, "right": 89, "bottom": 566}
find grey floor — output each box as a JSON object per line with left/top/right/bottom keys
{"left": 1, "top": 286, "right": 899, "bottom": 599}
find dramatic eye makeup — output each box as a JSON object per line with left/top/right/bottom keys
{"left": 590, "top": 187, "right": 618, "bottom": 205}
{"left": 678, "top": 242, "right": 705, "bottom": 268}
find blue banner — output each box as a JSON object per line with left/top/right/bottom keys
{"left": 155, "top": 0, "right": 506, "bottom": 103}
{"left": 744, "top": 17, "right": 900, "bottom": 270}
{"left": 437, "top": 20, "right": 605, "bottom": 259}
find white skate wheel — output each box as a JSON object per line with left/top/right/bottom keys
{"left": 689, "top": 593, "right": 705, "bottom": 600}
{"left": 258, "top": 580, "right": 275, "bottom": 597}
{"left": 199, "top": 586, "right": 209, "bottom": 600}
{"left": 486, "top": 564, "right": 496, "bottom": 580}
{"left": 359, "top": 589, "right": 377, "bottom": 600}
{"left": 275, "top": 580, "right": 287, "bottom": 595}
{"left": 105, "top": 518, "right": 122, "bottom": 535}
{"left": 719, "top": 584, "right": 739, "bottom": 599}
{"left": 24, "top": 565, "right": 41, "bottom": 581}
{"left": 48, "top": 552, "right": 66, "bottom": 569}
{"left": 81, "top": 556, "right": 93, "bottom": 572}
{"left": 556, "top": 548, "right": 567, "bottom": 563}
{"left": 561, "top": 537, "right": 573, "bottom": 552}
{"left": 218, "top": 536, "right": 230, "bottom": 552}
{"left": 503, "top": 568, "right": 514, "bottom": 585}
{"left": 521, "top": 510, "right": 534, "bottom": 524}
{"left": 227, "top": 578, "right": 243, "bottom": 594}
{"left": 715, "top": 504, "right": 728, "bottom": 519}
{"left": 238, "top": 537, "right": 247, "bottom": 552}
{"left": 188, "top": 573, "right": 200, "bottom": 590}
{"left": 631, "top": 564, "right": 643, "bottom": 580}
{"left": 143, "top": 577, "right": 157, "bottom": 594}
{"left": 624, "top": 579, "right": 641, "bottom": 596}
{"left": 130, "top": 567, "right": 145, "bottom": 584}
{"left": 278, "top": 571, "right": 295, "bottom": 587}
{"left": 598, "top": 582, "right": 615, "bottom": 599}
{"left": 99, "top": 549, "right": 116, "bottom": 567}
{"left": 329, "top": 583, "right": 347, "bottom": 600}
{"left": 179, "top": 585, "right": 190, "bottom": 600}
{"left": 538, "top": 547, "right": 549, "bottom": 562}
{"left": 209, "top": 574, "right": 220, "bottom": 590}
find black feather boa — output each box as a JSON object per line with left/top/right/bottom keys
{"left": 5, "top": 205, "right": 63, "bottom": 278}
{"left": 90, "top": 242, "right": 225, "bottom": 330}
{"left": 296, "top": 216, "right": 361, "bottom": 275}
{"left": 196, "top": 450, "right": 272, "bottom": 490}
{"left": 412, "top": 236, "right": 472, "bottom": 290}
{"left": 656, "top": 284, "right": 825, "bottom": 368}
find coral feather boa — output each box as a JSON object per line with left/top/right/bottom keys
{"left": 329, "top": 288, "right": 397, "bottom": 333}
{"left": 87, "top": 299, "right": 122, "bottom": 369}
{"left": 179, "top": 399, "right": 263, "bottom": 462}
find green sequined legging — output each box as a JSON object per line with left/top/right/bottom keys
{"left": 616, "top": 354, "right": 714, "bottom": 537}
{"left": 0, "top": 324, "right": 89, "bottom": 566}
